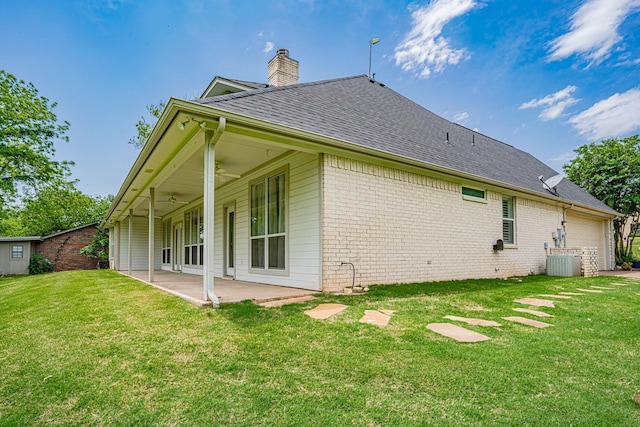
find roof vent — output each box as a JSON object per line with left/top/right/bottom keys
{"left": 268, "top": 48, "right": 299, "bottom": 87}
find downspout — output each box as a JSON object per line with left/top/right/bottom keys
{"left": 203, "top": 117, "right": 226, "bottom": 307}
{"left": 562, "top": 203, "right": 574, "bottom": 248}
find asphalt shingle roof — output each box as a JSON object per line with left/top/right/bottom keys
{"left": 195, "top": 75, "right": 614, "bottom": 214}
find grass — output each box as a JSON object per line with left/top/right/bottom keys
{"left": 1, "top": 270, "right": 639, "bottom": 426}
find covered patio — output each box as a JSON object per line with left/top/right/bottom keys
{"left": 123, "top": 270, "right": 317, "bottom": 307}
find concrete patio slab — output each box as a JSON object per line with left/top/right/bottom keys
{"left": 258, "top": 295, "right": 317, "bottom": 307}
{"left": 576, "top": 288, "right": 603, "bottom": 293}
{"left": 512, "top": 308, "right": 554, "bottom": 317}
{"left": 359, "top": 310, "right": 393, "bottom": 327}
{"left": 538, "top": 294, "right": 572, "bottom": 299}
{"left": 427, "top": 323, "right": 492, "bottom": 342}
{"left": 503, "top": 316, "right": 552, "bottom": 328}
{"left": 514, "top": 298, "right": 555, "bottom": 308}
{"left": 444, "top": 315, "right": 501, "bottom": 327}
{"left": 304, "top": 303, "right": 348, "bottom": 320}
{"left": 123, "top": 270, "right": 317, "bottom": 306}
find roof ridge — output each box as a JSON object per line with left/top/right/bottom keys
{"left": 196, "top": 75, "right": 368, "bottom": 104}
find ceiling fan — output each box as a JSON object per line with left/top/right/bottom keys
{"left": 158, "top": 193, "right": 189, "bottom": 205}
{"left": 215, "top": 163, "right": 241, "bottom": 182}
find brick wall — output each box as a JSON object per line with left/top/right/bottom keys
{"left": 321, "top": 155, "right": 565, "bottom": 292}
{"left": 36, "top": 225, "right": 99, "bottom": 271}
{"left": 550, "top": 247, "right": 599, "bottom": 277}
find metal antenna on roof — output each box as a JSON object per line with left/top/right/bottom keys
{"left": 369, "top": 38, "right": 380, "bottom": 79}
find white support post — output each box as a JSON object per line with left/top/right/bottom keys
{"left": 203, "top": 118, "right": 225, "bottom": 307}
{"left": 128, "top": 209, "right": 133, "bottom": 275}
{"left": 113, "top": 222, "right": 119, "bottom": 271}
{"left": 148, "top": 187, "right": 155, "bottom": 282}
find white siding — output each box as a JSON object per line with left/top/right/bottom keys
{"left": 214, "top": 152, "right": 322, "bottom": 290}
{"left": 117, "top": 216, "right": 162, "bottom": 271}
{"left": 322, "top": 155, "right": 570, "bottom": 292}
{"left": 565, "top": 213, "right": 607, "bottom": 269}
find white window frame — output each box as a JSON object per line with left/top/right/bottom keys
{"left": 249, "top": 168, "right": 288, "bottom": 275}
{"left": 462, "top": 186, "right": 487, "bottom": 203}
{"left": 11, "top": 245, "right": 24, "bottom": 259}
{"left": 184, "top": 206, "right": 204, "bottom": 267}
{"left": 502, "top": 196, "right": 516, "bottom": 245}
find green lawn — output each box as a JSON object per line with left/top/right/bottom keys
{"left": 1, "top": 270, "right": 639, "bottom": 426}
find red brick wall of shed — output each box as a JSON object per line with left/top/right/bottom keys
{"left": 36, "top": 227, "right": 98, "bottom": 271}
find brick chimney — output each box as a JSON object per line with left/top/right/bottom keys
{"left": 268, "top": 48, "right": 299, "bottom": 87}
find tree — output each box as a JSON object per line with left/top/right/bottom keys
{"left": 8, "top": 182, "right": 113, "bottom": 237}
{"left": 0, "top": 70, "right": 72, "bottom": 205}
{"left": 80, "top": 226, "right": 109, "bottom": 260}
{"left": 563, "top": 135, "right": 640, "bottom": 263}
{"left": 128, "top": 101, "right": 165, "bottom": 149}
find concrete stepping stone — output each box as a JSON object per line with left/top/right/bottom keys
{"left": 444, "top": 315, "right": 501, "bottom": 327}
{"left": 427, "top": 323, "right": 492, "bottom": 342}
{"left": 590, "top": 286, "right": 614, "bottom": 290}
{"left": 559, "top": 292, "right": 585, "bottom": 296}
{"left": 611, "top": 282, "right": 630, "bottom": 286}
{"left": 359, "top": 310, "right": 393, "bottom": 327}
{"left": 538, "top": 294, "right": 571, "bottom": 299}
{"left": 514, "top": 298, "right": 555, "bottom": 308}
{"left": 304, "top": 303, "right": 348, "bottom": 320}
{"left": 503, "top": 316, "right": 553, "bottom": 328}
{"left": 259, "top": 295, "right": 316, "bottom": 307}
{"left": 576, "top": 288, "right": 603, "bottom": 293}
{"left": 512, "top": 308, "right": 554, "bottom": 318}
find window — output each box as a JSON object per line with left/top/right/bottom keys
{"left": 462, "top": 186, "right": 486, "bottom": 201}
{"left": 502, "top": 196, "right": 515, "bottom": 245}
{"left": 11, "top": 245, "right": 24, "bottom": 259}
{"left": 250, "top": 171, "right": 286, "bottom": 270}
{"left": 162, "top": 221, "right": 171, "bottom": 264}
{"left": 184, "top": 207, "right": 204, "bottom": 266}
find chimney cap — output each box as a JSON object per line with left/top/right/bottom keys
{"left": 276, "top": 48, "right": 290, "bottom": 57}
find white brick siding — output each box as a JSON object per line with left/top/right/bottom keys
{"left": 321, "top": 155, "right": 567, "bottom": 292}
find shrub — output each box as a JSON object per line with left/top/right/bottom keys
{"left": 28, "top": 254, "right": 55, "bottom": 275}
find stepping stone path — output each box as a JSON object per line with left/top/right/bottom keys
{"left": 590, "top": 286, "right": 614, "bottom": 290}
{"left": 559, "top": 292, "right": 585, "bottom": 296}
{"left": 538, "top": 294, "right": 572, "bottom": 299}
{"left": 611, "top": 282, "right": 630, "bottom": 286}
{"left": 359, "top": 310, "right": 395, "bottom": 327}
{"left": 427, "top": 323, "right": 492, "bottom": 343}
{"left": 259, "top": 295, "right": 316, "bottom": 307}
{"left": 503, "top": 316, "right": 552, "bottom": 328}
{"left": 304, "top": 303, "right": 348, "bottom": 320}
{"left": 443, "top": 315, "right": 501, "bottom": 327}
{"left": 512, "top": 307, "right": 554, "bottom": 317}
{"left": 514, "top": 298, "right": 555, "bottom": 308}
{"left": 576, "top": 288, "right": 602, "bottom": 293}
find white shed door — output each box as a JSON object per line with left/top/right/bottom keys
{"left": 565, "top": 214, "right": 606, "bottom": 269}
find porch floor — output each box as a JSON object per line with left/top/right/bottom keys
{"left": 122, "top": 270, "right": 317, "bottom": 307}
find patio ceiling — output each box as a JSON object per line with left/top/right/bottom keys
{"left": 108, "top": 112, "right": 290, "bottom": 222}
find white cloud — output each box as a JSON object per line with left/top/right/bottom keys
{"left": 263, "top": 41, "right": 274, "bottom": 53}
{"left": 258, "top": 31, "right": 264, "bottom": 37}
{"left": 453, "top": 111, "right": 469, "bottom": 123}
{"left": 394, "top": 0, "right": 478, "bottom": 78}
{"left": 549, "top": 149, "right": 578, "bottom": 163}
{"left": 519, "top": 85, "right": 580, "bottom": 121}
{"left": 568, "top": 87, "right": 640, "bottom": 140}
{"left": 548, "top": 0, "right": 640, "bottom": 64}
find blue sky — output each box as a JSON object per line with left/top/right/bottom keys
{"left": 1, "top": 0, "right": 639, "bottom": 197}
